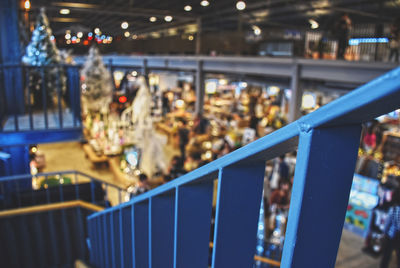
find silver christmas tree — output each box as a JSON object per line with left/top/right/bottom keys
{"left": 22, "top": 8, "right": 66, "bottom": 108}
{"left": 80, "top": 46, "right": 113, "bottom": 114}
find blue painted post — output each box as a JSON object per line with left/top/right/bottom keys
{"left": 174, "top": 180, "right": 214, "bottom": 268}
{"left": 150, "top": 192, "right": 176, "bottom": 268}
{"left": 211, "top": 163, "right": 266, "bottom": 268}
{"left": 0, "top": 0, "right": 24, "bottom": 115}
{"left": 121, "top": 206, "right": 133, "bottom": 268}
{"left": 281, "top": 125, "right": 362, "bottom": 267}
{"left": 133, "top": 201, "right": 149, "bottom": 267}
{"left": 112, "top": 210, "right": 121, "bottom": 268}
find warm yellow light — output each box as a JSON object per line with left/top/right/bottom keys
{"left": 31, "top": 147, "right": 37, "bottom": 153}
{"left": 236, "top": 1, "right": 246, "bottom": 10}
{"left": 149, "top": 16, "right": 157, "bottom": 22}
{"left": 176, "top": 99, "right": 185, "bottom": 108}
{"left": 132, "top": 34, "right": 138, "bottom": 40}
{"left": 94, "top": 28, "right": 101, "bottom": 35}
{"left": 124, "top": 31, "right": 130, "bottom": 37}
{"left": 201, "top": 0, "right": 210, "bottom": 7}
{"left": 131, "top": 71, "right": 138, "bottom": 76}
{"left": 184, "top": 5, "right": 192, "bottom": 11}
{"left": 66, "top": 40, "right": 71, "bottom": 44}
{"left": 188, "top": 35, "right": 194, "bottom": 41}
{"left": 121, "top": 21, "right": 129, "bottom": 29}
{"left": 59, "top": 8, "right": 70, "bottom": 15}
{"left": 24, "top": 0, "right": 31, "bottom": 10}
{"left": 164, "top": 15, "right": 173, "bottom": 22}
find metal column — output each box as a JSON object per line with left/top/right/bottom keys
{"left": 195, "top": 60, "right": 205, "bottom": 115}
{"left": 0, "top": 0, "right": 24, "bottom": 114}
{"left": 288, "top": 63, "right": 302, "bottom": 122}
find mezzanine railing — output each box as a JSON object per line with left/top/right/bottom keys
{"left": 87, "top": 67, "right": 400, "bottom": 268}
{"left": 0, "top": 64, "right": 81, "bottom": 133}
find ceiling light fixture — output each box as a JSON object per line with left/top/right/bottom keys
{"left": 94, "top": 28, "right": 101, "bottom": 35}
{"left": 59, "top": 8, "right": 70, "bottom": 15}
{"left": 132, "top": 34, "right": 138, "bottom": 39}
{"left": 188, "top": 35, "right": 194, "bottom": 41}
{"left": 309, "top": 19, "right": 319, "bottom": 29}
{"left": 24, "top": 0, "right": 31, "bottom": 10}
{"left": 121, "top": 21, "right": 129, "bottom": 29}
{"left": 200, "top": 0, "right": 210, "bottom": 7}
{"left": 77, "top": 32, "right": 83, "bottom": 38}
{"left": 124, "top": 31, "right": 130, "bottom": 37}
{"left": 184, "top": 5, "right": 192, "bottom": 11}
{"left": 164, "top": 15, "right": 173, "bottom": 22}
{"left": 149, "top": 16, "right": 157, "bottom": 22}
{"left": 65, "top": 33, "right": 71, "bottom": 40}
{"left": 252, "top": 25, "right": 261, "bottom": 36}
{"left": 236, "top": 1, "right": 246, "bottom": 10}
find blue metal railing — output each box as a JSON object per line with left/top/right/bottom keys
{"left": 87, "top": 68, "right": 400, "bottom": 267}
{"left": 0, "top": 170, "right": 127, "bottom": 210}
{"left": 0, "top": 64, "right": 81, "bottom": 133}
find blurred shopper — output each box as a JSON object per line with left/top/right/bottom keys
{"left": 131, "top": 173, "right": 150, "bottom": 196}
{"left": 380, "top": 188, "right": 400, "bottom": 268}
{"left": 389, "top": 22, "right": 400, "bottom": 63}
{"left": 168, "top": 155, "right": 185, "bottom": 179}
{"left": 363, "top": 125, "right": 377, "bottom": 151}
{"left": 270, "top": 180, "right": 291, "bottom": 209}
{"left": 269, "top": 155, "right": 290, "bottom": 190}
{"left": 335, "top": 13, "right": 352, "bottom": 59}
{"left": 162, "top": 91, "right": 170, "bottom": 116}
{"left": 193, "top": 113, "right": 209, "bottom": 134}
{"left": 178, "top": 119, "right": 189, "bottom": 161}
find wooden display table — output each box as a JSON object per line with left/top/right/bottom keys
{"left": 108, "top": 156, "right": 164, "bottom": 189}
{"left": 83, "top": 144, "right": 108, "bottom": 167}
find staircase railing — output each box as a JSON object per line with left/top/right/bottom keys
{"left": 0, "top": 170, "right": 127, "bottom": 210}
{"left": 87, "top": 68, "right": 400, "bottom": 267}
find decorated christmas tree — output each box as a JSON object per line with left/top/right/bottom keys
{"left": 22, "top": 8, "right": 66, "bottom": 108}
{"left": 80, "top": 46, "right": 113, "bottom": 114}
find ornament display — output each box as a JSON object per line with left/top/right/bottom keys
{"left": 80, "top": 46, "right": 113, "bottom": 114}
{"left": 121, "top": 76, "right": 167, "bottom": 177}
{"left": 22, "top": 8, "right": 66, "bottom": 108}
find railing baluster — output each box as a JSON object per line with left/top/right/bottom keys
{"left": 41, "top": 67, "right": 48, "bottom": 129}
{"left": 45, "top": 175, "right": 50, "bottom": 204}
{"left": 110, "top": 211, "right": 116, "bottom": 267}
{"left": 281, "top": 125, "right": 362, "bottom": 268}
{"left": 14, "top": 180, "right": 21, "bottom": 208}
{"left": 118, "top": 208, "right": 124, "bottom": 268}
{"left": 26, "top": 66, "right": 33, "bottom": 130}
{"left": 174, "top": 181, "right": 214, "bottom": 268}
{"left": 133, "top": 201, "right": 149, "bottom": 268}
{"left": 90, "top": 179, "right": 95, "bottom": 204}
{"left": 12, "top": 68, "right": 19, "bottom": 131}
{"left": 56, "top": 66, "right": 63, "bottom": 128}
{"left": 211, "top": 163, "right": 266, "bottom": 268}
{"left": 150, "top": 191, "right": 176, "bottom": 268}
{"left": 74, "top": 173, "right": 79, "bottom": 200}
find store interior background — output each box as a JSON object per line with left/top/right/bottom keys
{"left": 0, "top": 0, "right": 399, "bottom": 267}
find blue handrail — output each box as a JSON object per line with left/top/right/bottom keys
{"left": 87, "top": 67, "right": 400, "bottom": 268}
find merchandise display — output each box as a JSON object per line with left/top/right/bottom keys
{"left": 80, "top": 46, "right": 113, "bottom": 114}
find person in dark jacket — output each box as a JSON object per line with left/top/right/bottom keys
{"left": 380, "top": 188, "right": 400, "bottom": 268}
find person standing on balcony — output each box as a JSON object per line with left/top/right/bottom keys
{"left": 389, "top": 21, "right": 400, "bottom": 63}
{"left": 335, "top": 13, "right": 352, "bottom": 60}
{"left": 380, "top": 188, "right": 400, "bottom": 268}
